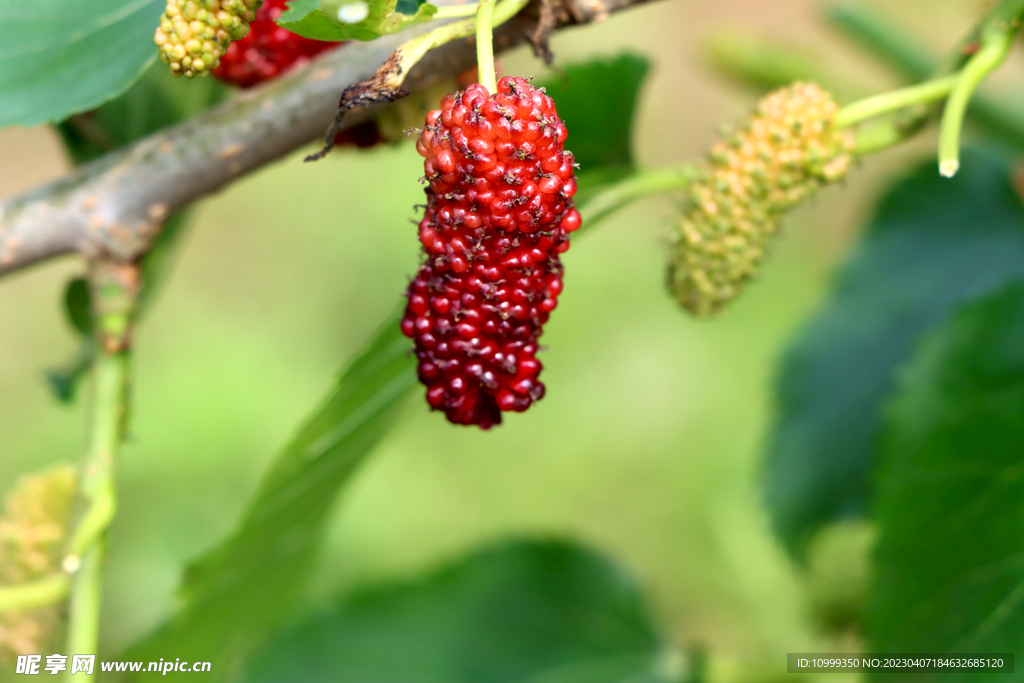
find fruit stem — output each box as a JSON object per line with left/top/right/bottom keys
{"left": 849, "top": 119, "right": 917, "bottom": 156}
{"left": 65, "top": 351, "right": 124, "bottom": 662}
{"left": 476, "top": 0, "right": 498, "bottom": 93}
{"left": 834, "top": 75, "right": 958, "bottom": 129}
{"left": 0, "top": 574, "right": 70, "bottom": 613}
{"left": 938, "top": 24, "right": 1017, "bottom": 177}
{"left": 830, "top": 0, "right": 1024, "bottom": 155}
{"left": 433, "top": 3, "right": 480, "bottom": 19}
{"left": 386, "top": 0, "right": 528, "bottom": 93}
{"left": 579, "top": 165, "right": 699, "bottom": 230}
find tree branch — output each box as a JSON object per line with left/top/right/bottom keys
{"left": 0, "top": 0, "right": 656, "bottom": 278}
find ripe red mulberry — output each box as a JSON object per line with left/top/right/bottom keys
{"left": 401, "top": 77, "right": 581, "bottom": 429}
{"left": 212, "top": 0, "right": 342, "bottom": 88}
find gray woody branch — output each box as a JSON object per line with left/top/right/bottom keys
{"left": 0, "top": 0, "right": 654, "bottom": 277}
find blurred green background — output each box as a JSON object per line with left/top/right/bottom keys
{"left": 0, "top": 0, "right": 1003, "bottom": 675}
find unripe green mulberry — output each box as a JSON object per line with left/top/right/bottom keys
{"left": 806, "top": 520, "right": 875, "bottom": 635}
{"left": 155, "top": 0, "right": 262, "bottom": 78}
{"left": 668, "top": 82, "right": 855, "bottom": 316}
{"left": 0, "top": 465, "right": 78, "bottom": 660}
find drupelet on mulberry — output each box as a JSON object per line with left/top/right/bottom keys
{"left": 401, "top": 77, "right": 582, "bottom": 429}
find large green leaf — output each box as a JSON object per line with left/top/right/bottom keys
{"left": 537, "top": 54, "right": 648, "bottom": 189}
{"left": 763, "top": 151, "right": 1024, "bottom": 557}
{"left": 279, "top": 0, "right": 436, "bottom": 42}
{"left": 868, "top": 282, "right": 1024, "bottom": 671}
{"left": 125, "top": 315, "right": 417, "bottom": 676}
{"left": 244, "top": 540, "right": 676, "bottom": 683}
{"left": 0, "top": 0, "right": 163, "bottom": 128}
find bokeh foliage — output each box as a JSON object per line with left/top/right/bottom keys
{"left": 869, "top": 281, "right": 1024, "bottom": 672}
{"left": 763, "top": 151, "right": 1024, "bottom": 676}
{"left": 246, "top": 540, "right": 674, "bottom": 683}
{"left": 764, "top": 151, "right": 1024, "bottom": 557}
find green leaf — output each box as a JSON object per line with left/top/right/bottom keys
{"left": 868, "top": 281, "right": 1024, "bottom": 667}
{"left": 125, "top": 313, "right": 416, "bottom": 676}
{"left": 45, "top": 342, "right": 96, "bottom": 404}
{"left": 394, "top": 0, "right": 427, "bottom": 16}
{"left": 279, "top": 0, "right": 321, "bottom": 24}
{"left": 64, "top": 278, "right": 93, "bottom": 338}
{"left": 43, "top": 277, "right": 95, "bottom": 404}
{"left": 763, "top": 150, "right": 1024, "bottom": 557}
{"left": 536, "top": 54, "right": 649, "bottom": 177}
{"left": 244, "top": 540, "right": 676, "bottom": 683}
{"left": 280, "top": 0, "right": 437, "bottom": 42}
{"left": 0, "top": 0, "right": 164, "bottom": 128}
{"left": 277, "top": 8, "right": 356, "bottom": 41}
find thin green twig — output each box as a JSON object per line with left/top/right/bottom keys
{"left": 388, "top": 0, "right": 528, "bottom": 89}
{"left": 63, "top": 262, "right": 137, "bottom": 663}
{"left": 66, "top": 546, "right": 104, "bottom": 661}
{"left": 938, "top": 26, "right": 1019, "bottom": 176}
{"left": 0, "top": 574, "right": 70, "bottom": 613}
{"left": 829, "top": 1, "right": 1024, "bottom": 152}
{"left": 834, "top": 75, "right": 957, "bottom": 129}
{"left": 66, "top": 346, "right": 127, "bottom": 656}
{"left": 579, "top": 165, "right": 698, "bottom": 230}
{"left": 432, "top": 2, "right": 479, "bottom": 18}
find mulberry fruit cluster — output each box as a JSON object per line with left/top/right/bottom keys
{"left": 401, "top": 77, "right": 581, "bottom": 429}
{"left": 212, "top": 0, "right": 341, "bottom": 88}
{"left": 668, "top": 82, "right": 855, "bottom": 316}
{"left": 0, "top": 466, "right": 77, "bottom": 659}
{"left": 155, "top": 0, "right": 262, "bottom": 78}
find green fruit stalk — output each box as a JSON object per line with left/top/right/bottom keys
{"left": 668, "top": 82, "right": 855, "bottom": 316}
{"left": 155, "top": 0, "right": 262, "bottom": 78}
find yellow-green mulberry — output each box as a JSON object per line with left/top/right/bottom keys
{"left": 155, "top": 0, "right": 262, "bottom": 78}
{"left": 668, "top": 82, "right": 855, "bottom": 316}
{"left": 0, "top": 465, "right": 78, "bottom": 660}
